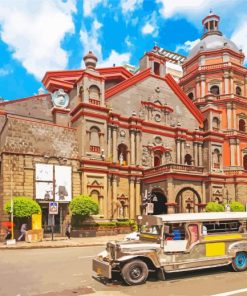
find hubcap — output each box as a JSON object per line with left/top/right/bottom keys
{"left": 130, "top": 266, "right": 142, "bottom": 279}
{"left": 236, "top": 253, "right": 246, "bottom": 268}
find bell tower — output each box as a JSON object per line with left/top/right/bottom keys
{"left": 202, "top": 11, "right": 221, "bottom": 38}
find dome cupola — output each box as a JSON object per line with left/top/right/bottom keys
{"left": 83, "top": 51, "right": 98, "bottom": 70}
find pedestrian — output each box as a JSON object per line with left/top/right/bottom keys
{"left": 17, "top": 223, "right": 27, "bottom": 241}
{"left": 5, "top": 228, "right": 11, "bottom": 241}
{"left": 65, "top": 222, "right": 71, "bottom": 239}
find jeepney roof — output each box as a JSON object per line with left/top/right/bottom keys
{"left": 155, "top": 212, "right": 247, "bottom": 223}
{"left": 139, "top": 212, "right": 247, "bottom": 225}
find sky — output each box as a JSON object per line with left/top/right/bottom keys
{"left": 1, "top": 0, "right": 247, "bottom": 101}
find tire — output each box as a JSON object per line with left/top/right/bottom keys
{"left": 121, "top": 260, "right": 149, "bottom": 285}
{"left": 232, "top": 252, "right": 247, "bottom": 271}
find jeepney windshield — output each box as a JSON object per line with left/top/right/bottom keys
{"left": 140, "top": 224, "right": 161, "bottom": 235}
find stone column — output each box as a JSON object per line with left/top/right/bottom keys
{"left": 236, "top": 139, "right": 240, "bottom": 166}
{"left": 129, "top": 177, "right": 135, "bottom": 219}
{"left": 181, "top": 140, "right": 185, "bottom": 164}
{"left": 135, "top": 179, "right": 141, "bottom": 216}
{"left": 201, "top": 75, "right": 206, "bottom": 98}
{"left": 107, "top": 126, "right": 112, "bottom": 160}
{"left": 194, "top": 143, "right": 198, "bottom": 166}
{"left": 230, "top": 139, "right": 235, "bottom": 166}
{"left": 112, "top": 126, "right": 118, "bottom": 163}
{"left": 232, "top": 104, "right": 236, "bottom": 130}
{"left": 136, "top": 131, "right": 141, "bottom": 166}
{"left": 224, "top": 71, "right": 229, "bottom": 94}
{"left": 226, "top": 103, "right": 232, "bottom": 130}
{"left": 127, "top": 150, "right": 130, "bottom": 166}
{"left": 130, "top": 130, "right": 136, "bottom": 165}
{"left": 176, "top": 140, "right": 181, "bottom": 164}
{"left": 107, "top": 175, "right": 112, "bottom": 218}
{"left": 229, "top": 71, "right": 234, "bottom": 94}
{"left": 196, "top": 77, "right": 201, "bottom": 98}
{"left": 198, "top": 143, "right": 203, "bottom": 166}
{"left": 112, "top": 175, "right": 118, "bottom": 218}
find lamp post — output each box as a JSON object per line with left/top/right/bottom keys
{"left": 8, "top": 158, "right": 16, "bottom": 244}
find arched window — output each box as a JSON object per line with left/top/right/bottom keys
{"left": 210, "top": 85, "right": 220, "bottom": 95}
{"left": 213, "top": 149, "right": 220, "bottom": 168}
{"left": 118, "top": 144, "right": 128, "bottom": 165}
{"left": 89, "top": 85, "right": 100, "bottom": 105}
{"left": 243, "top": 155, "right": 247, "bottom": 170}
{"left": 236, "top": 86, "right": 242, "bottom": 96}
{"left": 239, "top": 119, "right": 246, "bottom": 132}
{"left": 188, "top": 92, "right": 194, "bottom": 100}
{"left": 154, "top": 150, "right": 162, "bottom": 167}
{"left": 184, "top": 154, "right": 192, "bottom": 165}
{"left": 90, "top": 190, "right": 100, "bottom": 203}
{"left": 90, "top": 126, "right": 100, "bottom": 153}
{"left": 154, "top": 62, "right": 160, "bottom": 75}
{"left": 212, "top": 117, "right": 220, "bottom": 131}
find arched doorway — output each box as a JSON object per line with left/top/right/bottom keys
{"left": 243, "top": 155, "right": 247, "bottom": 170}
{"left": 175, "top": 187, "right": 201, "bottom": 213}
{"left": 151, "top": 190, "right": 167, "bottom": 215}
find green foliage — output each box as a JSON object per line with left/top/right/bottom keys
{"left": 205, "top": 202, "right": 225, "bottom": 212}
{"left": 4, "top": 196, "right": 41, "bottom": 217}
{"left": 69, "top": 195, "right": 99, "bottom": 217}
{"left": 230, "top": 201, "right": 245, "bottom": 212}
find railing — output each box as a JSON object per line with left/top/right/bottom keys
{"left": 90, "top": 145, "right": 100, "bottom": 153}
{"left": 89, "top": 98, "right": 100, "bottom": 106}
{"left": 224, "top": 166, "right": 247, "bottom": 175}
{"left": 143, "top": 163, "right": 204, "bottom": 177}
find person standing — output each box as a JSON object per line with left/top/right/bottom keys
{"left": 65, "top": 222, "right": 71, "bottom": 239}
{"left": 18, "top": 223, "right": 27, "bottom": 241}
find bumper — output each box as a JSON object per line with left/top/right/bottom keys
{"left": 92, "top": 258, "right": 112, "bottom": 279}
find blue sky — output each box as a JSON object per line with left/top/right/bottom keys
{"left": 1, "top": 0, "right": 247, "bottom": 101}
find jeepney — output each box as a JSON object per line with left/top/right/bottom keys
{"left": 93, "top": 212, "right": 247, "bottom": 285}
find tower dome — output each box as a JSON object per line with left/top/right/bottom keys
{"left": 188, "top": 12, "right": 239, "bottom": 59}
{"left": 83, "top": 51, "right": 98, "bottom": 69}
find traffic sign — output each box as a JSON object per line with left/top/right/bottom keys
{"left": 49, "top": 202, "right": 59, "bottom": 215}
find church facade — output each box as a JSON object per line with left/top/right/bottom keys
{"left": 0, "top": 13, "right": 247, "bottom": 233}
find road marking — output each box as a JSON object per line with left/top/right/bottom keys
{"left": 78, "top": 255, "right": 95, "bottom": 259}
{"left": 212, "top": 288, "right": 247, "bottom": 296}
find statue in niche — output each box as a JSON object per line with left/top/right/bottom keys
{"left": 142, "top": 147, "right": 151, "bottom": 166}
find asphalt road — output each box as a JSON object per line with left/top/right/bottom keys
{"left": 1, "top": 246, "right": 247, "bottom": 296}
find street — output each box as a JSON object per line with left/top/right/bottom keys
{"left": 1, "top": 246, "right": 247, "bottom": 296}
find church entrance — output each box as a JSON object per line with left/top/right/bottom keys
{"left": 175, "top": 188, "right": 201, "bottom": 213}
{"left": 151, "top": 190, "right": 167, "bottom": 215}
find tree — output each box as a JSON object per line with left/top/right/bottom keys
{"left": 230, "top": 201, "right": 245, "bottom": 212}
{"left": 205, "top": 202, "right": 225, "bottom": 212}
{"left": 4, "top": 196, "right": 41, "bottom": 217}
{"left": 69, "top": 195, "right": 99, "bottom": 218}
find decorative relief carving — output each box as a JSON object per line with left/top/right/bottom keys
{"left": 142, "top": 147, "right": 151, "bottom": 166}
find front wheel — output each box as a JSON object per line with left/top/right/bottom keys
{"left": 232, "top": 252, "right": 247, "bottom": 271}
{"left": 121, "top": 260, "right": 148, "bottom": 285}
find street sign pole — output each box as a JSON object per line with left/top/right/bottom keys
{"left": 51, "top": 214, "right": 54, "bottom": 241}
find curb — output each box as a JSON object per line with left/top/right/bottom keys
{"left": 0, "top": 243, "right": 107, "bottom": 250}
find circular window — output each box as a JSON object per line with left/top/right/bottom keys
{"left": 154, "top": 114, "right": 161, "bottom": 122}
{"left": 154, "top": 137, "right": 162, "bottom": 144}
{"left": 120, "top": 130, "right": 126, "bottom": 137}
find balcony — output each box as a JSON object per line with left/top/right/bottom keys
{"left": 224, "top": 166, "right": 247, "bottom": 176}
{"left": 90, "top": 145, "right": 101, "bottom": 153}
{"left": 89, "top": 98, "right": 100, "bottom": 106}
{"left": 143, "top": 163, "right": 204, "bottom": 178}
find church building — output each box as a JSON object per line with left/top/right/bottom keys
{"left": 0, "top": 12, "right": 246, "bottom": 234}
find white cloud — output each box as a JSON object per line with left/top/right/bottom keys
{"left": 83, "top": 0, "right": 106, "bottom": 17}
{"left": 80, "top": 20, "right": 131, "bottom": 68}
{"left": 125, "top": 36, "right": 133, "bottom": 48}
{"left": 0, "top": 0, "right": 76, "bottom": 80}
{"left": 231, "top": 17, "right": 247, "bottom": 61}
{"left": 121, "top": 0, "right": 143, "bottom": 14}
{"left": 175, "top": 39, "right": 200, "bottom": 53}
{"left": 98, "top": 50, "right": 131, "bottom": 67}
{"left": 141, "top": 12, "right": 159, "bottom": 37}
{"left": 142, "top": 23, "right": 155, "bottom": 35}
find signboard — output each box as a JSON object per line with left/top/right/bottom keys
{"left": 49, "top": 202, "right": 59, "bottom": 215}
{"left": 55, "top": 166, "right": 72, "bottom": 202}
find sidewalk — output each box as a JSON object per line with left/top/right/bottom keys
{"left": 0, "top": 234, "right": 126, "bottom": 250}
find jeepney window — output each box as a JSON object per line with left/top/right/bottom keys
{"left": 203, "top": 221, "right": 241, "bottom": 234}
{"left": 164, "top": 224, "right": 186, "bottom": 240}
{"left": 140, "top": 225, "right": 161, "bottom": 235}
{"left": 188, "top": 224, "right": 199, "bottom": 243}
